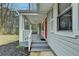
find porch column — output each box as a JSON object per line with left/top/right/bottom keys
{"left": 19, "top": 14, "right": 24, "bottom": 42}
{"left": 30, "top": 24, "right": 32, "bottom": 32}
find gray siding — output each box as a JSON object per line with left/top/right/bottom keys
{"left": 47, "top": 33, "right": 79, "bottom": 56}
{"left": 47, "top": 3, "right": 79, "bottom": 56}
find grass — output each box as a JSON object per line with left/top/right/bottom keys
{"left": 0, "top": 35, "right": 18, "bottom": 45}
{"left": 16, "top": 45, "right": 24, "bottom": 49}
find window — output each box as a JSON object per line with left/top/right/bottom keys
{"left": 41, "top": 22, "right": 44, "bottom": 31}
{"left": 47, "top": 11, "right": 50, "bottom": 21}
{"left": 32, "top": 24, "right": 37, "bottom": 33}
{"left": 50, "top": 20, "right": 54, "bottom": 31}
{"left": 51, "top": 8, "right": 53, "bottom": 18}
{"left": 58, "top": 3, "right": 72, "bottom": 31}
{"left": 47, "top": 8, "right": 54, "bottom": 32}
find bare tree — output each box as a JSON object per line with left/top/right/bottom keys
{"left": 0, "top": 3, "right": 19, "bottom": 35}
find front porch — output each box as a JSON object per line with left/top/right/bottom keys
{"left": 18, "top": 3, "right": 79, "bottom": 56}
{"left": 19, "top": 31, "right": 54, "bottom": 55}
{"left": 19, "top": 33, "right": 51, "bottom": 51}
{"left": 18, "top": 3, "right": 53, "bottom": 55}
{"left": 18, "top": 13, "right": 53, "bottom": 54}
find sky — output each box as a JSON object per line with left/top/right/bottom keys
{"left": 15, "top": 3, "right": 37, "bottom": 11}
{"left": 16, "top": 3, "right": 29, "bottom": 10}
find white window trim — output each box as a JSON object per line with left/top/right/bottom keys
{"left": 51, "top": 8, "right": 53, "bottom": 19}
{"left": 50, "top": 19, "right": 54, "bottom": 33}
{"left": 41, "top": 22, "right": 44, "bottom": 32}
{"left": 48, "top": 7, "right": 54, "bottom": 33}
{"left": 55, "top": 3, "right": 76, "bottom": 38}
{"left": 55, "top": 31, "right": 75, "bottom": 38}
{"left": 55, "top": 3, "right": 79, "bottom": 38}
{"left": 48, "top": 8, "right": 54, "bottom": 20}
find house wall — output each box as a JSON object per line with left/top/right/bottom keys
{"left": 47, "top": 3, "right": 79, "bottom": 56}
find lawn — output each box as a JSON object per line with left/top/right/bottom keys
{"left": 0, "top": 35, "right": 18, "bottom": 45}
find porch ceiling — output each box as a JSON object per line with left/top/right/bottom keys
{"left": 39, "top": 3, "right": 53, "bottom": 13}
{"left": 19, "top": 3, "right": 53, "bottom": 24}
{"left": 26, "top": 13, "right": 46, "bottom": 24}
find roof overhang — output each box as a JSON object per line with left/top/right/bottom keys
{"left": 18, "top": 3, "right": 54, "bottom": 24}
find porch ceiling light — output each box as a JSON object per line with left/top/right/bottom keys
{"left": 23, "top": 13, "right": 39, "bottom": 15}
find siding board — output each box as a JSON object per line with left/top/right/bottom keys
{"left": 47, "top": 33, "right": 79, "bottom": 56}
{"left": 54, "top": 36, "right": 79, "bottom": 55}
{"left": 47, "top": 39, "right": 69, "bottom": 56}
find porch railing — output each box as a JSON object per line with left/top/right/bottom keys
{"left": 23, "top": 30, "right": 32, "bottom": 52}
{"left": 27, "top": 30, "right": 32, "bottom": 52}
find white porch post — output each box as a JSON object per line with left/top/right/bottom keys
{"left": 28, "top": 24, "right": 32, "bottom": 52}
{"left": 30, "top": 24, "right": 32, "bottom": 32}
{"left": 19, "top": 14, "right": 24, "bottom": 42}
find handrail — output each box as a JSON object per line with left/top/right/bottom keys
{"left": 23, "top": 30, "right": 32, "bottom": 52}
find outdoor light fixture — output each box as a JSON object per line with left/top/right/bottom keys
{"left": 22, "top": 13, "right": 39, "bottom": 15}
{"left": 26, "top": 13, "right": 39, "bottom": 15}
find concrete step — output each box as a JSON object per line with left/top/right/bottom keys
{"left": 32, "top": 43, "right": 49, "bottom": 47}
{"left": 31, "top": 41, "right": 50, "bottom": 51}
{"left": 31, "top": 48, "right": 50, "bottom": 51}
{"left": 32, "top": 41, "right": 47, "bottom": 44}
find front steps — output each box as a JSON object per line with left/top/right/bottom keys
{"left": 19, "top": 41, "right": 50, "bottom": 52}
{"left": 31, "top": 41, "right": 50, "bottom": 51}
{"left": 19, "top": 34, "right": 51, "bottom": 52}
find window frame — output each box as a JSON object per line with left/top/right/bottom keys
{"left": 57, "top": 4, "right": 72, "bottom": 31}
{"left": 50, "top": 19, "right": 54, "bottom": 32}
{"left": 41, "top": 22, "right": 44, "bottom": 32}
{"left": 47, "top": 8, "right": 53, "bottom": 20}
{"left": 47, "top": 7, "right": 54, "bottom": 32}
{"left": 51, "top": 8, "right": 53, "bottom": 19}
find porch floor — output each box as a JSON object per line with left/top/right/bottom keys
{"left": 32, "top": 34, "right": 42, "bottom": 42}
{"left": 30, "top": 34, "right": 54, "bottom": 56}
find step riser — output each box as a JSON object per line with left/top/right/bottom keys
{"left": 31, "top": 41, "right": 50, "bottom": 51}
{"left": 31, "top": 49, "right": 50, "bottom": 51}
{"left": 32, "top": 46, "right": 49, "bottom": 48}
{"left": 32, "top": 44, "right": 49, "bottom": 47}
{"left": 32, "top": 42, "right": 47, "bottom": 44}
